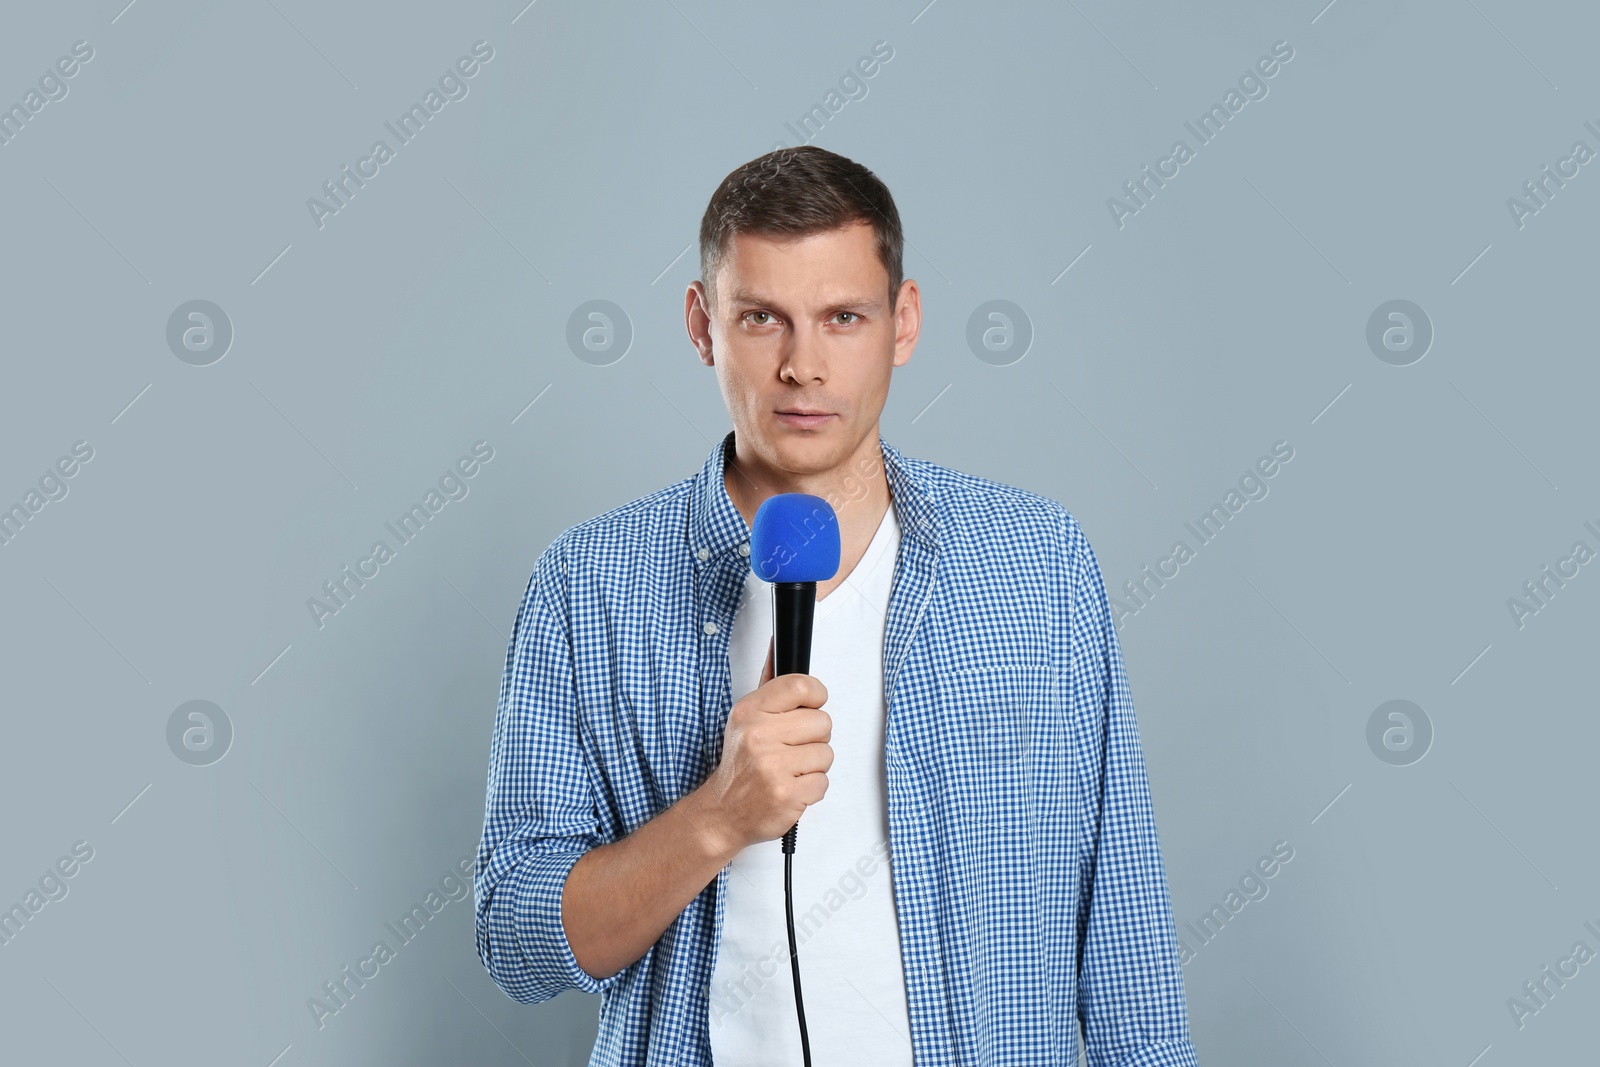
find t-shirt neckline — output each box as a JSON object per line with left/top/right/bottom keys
{"left": 813, "top": 502, "right": 898, "bottom": 621}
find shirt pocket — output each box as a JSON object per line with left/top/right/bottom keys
{"left": 933, "top": 663, "right": 1066, "bottom": 831}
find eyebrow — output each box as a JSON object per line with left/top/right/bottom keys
{"left": 726, "top": 288, "right": 884, "bottom": 314}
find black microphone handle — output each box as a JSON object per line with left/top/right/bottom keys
{"left": 771, "top": 580, "right": 816, "bottom": 676}
{"left": 772, "top": 581, "right": 816, "bottom": 855}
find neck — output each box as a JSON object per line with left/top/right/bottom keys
{"left": 723, "top": 427, "right": 894, "bottom": 601}
{"left": 723, "top": 427, "right": 890, "bottom": 530}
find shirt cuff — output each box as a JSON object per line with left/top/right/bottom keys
{"left": 1092, "top": 1038, "right": 1201, "bottom": 1067}
{"left": 508, "top": 846, "right": 626, "bottom": 997}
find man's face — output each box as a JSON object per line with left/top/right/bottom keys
{"left": 687, "top": 220, "right": 918, "bottom": 478}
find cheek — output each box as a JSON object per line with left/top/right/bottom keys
{"left": 859, "top": 361, "right": 895, "bottom": 405}
{"left": 719, "top": 371, "right": 765, "bottom": 423}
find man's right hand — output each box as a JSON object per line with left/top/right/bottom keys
{"left": 562, "top": 637, "right": 833, "bottom": 980}
{"left": 696, "top": 637, "right": 833, "bottom": 855}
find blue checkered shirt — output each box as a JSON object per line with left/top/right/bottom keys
{"left": 475, "top": 430, "right": 1198, "bottom": 1066}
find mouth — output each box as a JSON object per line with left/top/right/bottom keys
{"left": 774, "top": 409, "right": 835, "bottom": 427}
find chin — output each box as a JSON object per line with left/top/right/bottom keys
{"left": 758, "top": 428, "right": 837, "bottom": 465}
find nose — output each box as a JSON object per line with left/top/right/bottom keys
{"left": 779, "top": 328, "right": 826, "bottom": 386}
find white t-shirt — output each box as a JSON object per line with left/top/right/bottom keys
{"left": 708, "top": 503, "right": 914, "bottom": 1065}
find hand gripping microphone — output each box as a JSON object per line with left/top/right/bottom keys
{"left": 748, "top": 492, "right": 839, "bottom": 1067}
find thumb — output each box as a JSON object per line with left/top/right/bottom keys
{"left": 760, "top": 636, "right": 774, "bottom": 686}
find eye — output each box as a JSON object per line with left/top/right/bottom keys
{"left": 834, "top": 312, "right": 859, "bottom": 325}
{"left": 745, "top": 311, "right": 774, "bottom": 326}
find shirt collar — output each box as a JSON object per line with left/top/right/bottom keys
{"left": 687, "top": 428, "right": 939, "bottom": 565}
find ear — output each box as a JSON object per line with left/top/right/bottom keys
{"left": 686, "top": 280, "right": 715, "bottom": 367}
{"left": 892, "top": 278, "right": 920, "bottom": 368}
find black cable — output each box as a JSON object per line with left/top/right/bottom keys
{"left": 782, "top": 821, "right": 812, "bottom": 1067}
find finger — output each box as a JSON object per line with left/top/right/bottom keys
{"left": 787, "top": 741, "right": 834, "bottom": 773}
{"left": 760, "top": 636, "right": 774, "bottom": 686}
{"left": 774, "top": 709, "right": 831, "bottom": 743}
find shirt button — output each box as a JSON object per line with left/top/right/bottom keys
{"left": 737, "top": 543, "right": 750, "bottom": 557}
{"left": 703, "top": 621, "right": 719, "bottom": 635}
{"left": 696, "top": 547, "right": 710, "bottom": 561}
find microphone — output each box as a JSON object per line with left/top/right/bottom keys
{"left": 747, "top": 492, "right": 839, "bottom": 1067}
{"left": 750, "top": 492, "right": 842, "bottom": 701}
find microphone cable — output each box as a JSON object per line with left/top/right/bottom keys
{"left": 782, "top": 821, "right": 812, "bottom": 1067}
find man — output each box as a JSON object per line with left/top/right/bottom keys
{"left": 475, "top": 145, "right": 1198, "bottom": 1066}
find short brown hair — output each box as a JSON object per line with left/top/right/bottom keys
{"left": 698, "top": 146, "right": 904, "bottom": 314}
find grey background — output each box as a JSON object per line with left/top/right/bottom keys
{"left": 1, "top": 0, "right": 1595, "bottom": 1064}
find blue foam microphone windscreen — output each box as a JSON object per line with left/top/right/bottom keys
{"left": 748, "top": 493, "right": 841, "bottom": 583}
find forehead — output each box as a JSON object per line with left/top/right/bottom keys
{"left": 715, "top": 222, "right": 886, "bottom": 303}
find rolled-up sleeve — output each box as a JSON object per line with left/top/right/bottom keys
{"left": 1067, "top": 521, "right": 1200, "bottom": 1067}
{"left": 474, "top": 539, "right": 627, "bottom": 1004}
